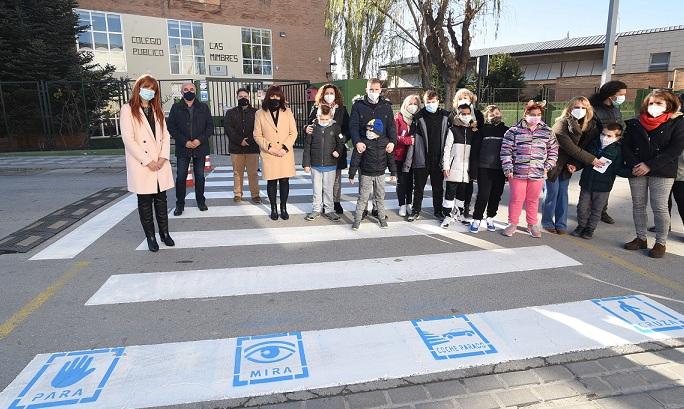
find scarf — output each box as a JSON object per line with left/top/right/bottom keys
{"left": 639, "top": 112, "right": 672, "bottom": 132}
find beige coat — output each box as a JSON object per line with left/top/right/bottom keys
{"left": 120, "top": 103, "right": 174, "bottom": 194}
{"left": 254, "top": 108, "right": 298, "bottom": 180}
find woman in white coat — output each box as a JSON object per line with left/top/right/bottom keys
{"left": 121, "top": 74, "right": 175, "bottom": 252}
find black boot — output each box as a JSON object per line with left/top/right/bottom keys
{"left": 279, "top": 178, "right": 290, "bottom": 220}
{"left": 280, "top": 204, "right": 289, "bottom": 220}
{"left": 270, "top": 204, "right": 279, "bottom": 220}
{"left": 138, "top": 195, "right": 158, "bottom": 252}
{"left": 154, "top": 192, "right": 175, "bottom": 247}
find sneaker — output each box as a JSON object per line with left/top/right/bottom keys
{"left": 334, "top": 202, "right": 344, "bottom": 214}
{"left": 398, "top": 204, "right": 407, "bottom": 217}
{"left": 570, "top": 226, "right": 585, "bottom": 237}
{"left": 528, "top": 224, "right": 542, "bottom": 238}
{"left": 324, "top": 212, "right": 341, "bottom": 222}
{"left": 352, "top": 220, "right": 361, "bottom": 231}
{"left": 486, "top": 217, "right": 496, "bottom": 232}
{"left": 580, "top": 228, "right": 594, "bottom": 239}
{"left": 406, "top": 204, "right": 412, "bottom": 214}
{"left": 407, "top": 211, "right": 420, "bottom": 222}
{"left": 469, "top": 220, "right": 481, "bottom": 233}
{"left": 440, "top": 216, "right": 452, "bottom": 229}
{"left": 379, "top": 219, "right": 388, "bottom": 229}
{"left": 502, "top": 224, "right": 517, "bottom": 237}
{"left": 305, "top": 211, "right": 320, "bottom": 221}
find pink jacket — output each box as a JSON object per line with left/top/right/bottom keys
{"left": 394, "top": 112, "right": 414, "bottom": 161}
{"left": 121, "top": 103, "right": 174, "bottom": 194}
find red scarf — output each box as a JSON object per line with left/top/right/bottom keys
{"left": 639, "top": 112, "right": 672, "bottom": 132}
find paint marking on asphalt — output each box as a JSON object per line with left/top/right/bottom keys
{"left": 2, "top": 295, "right": 682, "bottom": 409}
{"left": 87, "top": 245, "right": 580, "bottom": 305}
{"left": 0, "top": 261, "right": 90, "bottom": 340}
{"left": 187, "top": 184, "right": 431, "bottom": 200}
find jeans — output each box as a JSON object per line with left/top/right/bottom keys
{"left": 333, "top": 169, "right": 343, "bottom": 203}
{"left": 395, "top": 160, "right": 413, "bottom": 206}
{"left": 508, "top": 178, "right": 544, "bottom": 226}
{"left": 175, "top": 155, "right": 205, "bottom": 206}
{"left": 473, "top": 168, "right": 506, "bottom": 220}
{"left": 231, "top": 153, "right": 260, "bottom": 199}
{"left": 629, "top": 176, "right": 675, "bottom": 245}
{"left": 576, "top": 189, "right": 610, "bottom": 230}
{"left": 311, "top": 168, "right": 336, "bottom": 212}
{"left": 355, "top": 175, "right": 386, "bottom": 222}
{"left": 542, "top": 176, "right": 571, "bottom": 230}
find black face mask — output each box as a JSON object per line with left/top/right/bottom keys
{"left": 269, "top": 99, "right": 281, "bottom": 111}
{"left": 183, "top": 91, "right": 195, "bottom": 101}
{"left": 238, "top": 97, "right": 250, "bottom": 107}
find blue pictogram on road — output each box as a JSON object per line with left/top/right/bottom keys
{"left": 232, "top": 332, "right": 309, "bottom": 387}
{"left": 8, "top": 347, "right": 124, "bottom": 409}
{"left": 593, "top": 295, "right": 684, "bottom": 334}
{"left": 412, "top": 315, "right": 497, "bottom": 360}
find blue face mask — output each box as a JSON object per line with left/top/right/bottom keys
{"left": 140, "top": 88, "right": 155, "bottom": 101}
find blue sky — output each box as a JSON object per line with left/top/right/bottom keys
{"left": 471, "top": 0, "right": 684, "bottom": 49}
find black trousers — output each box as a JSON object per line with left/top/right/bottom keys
{"left": 473, "top": 168, "right": 506, "bottom": 220}
{"left": 412, "top": 162, "right": 444, "bottom": 214}
{"left": 175, "top": 155, "right": 205, "bottom": 206}
{"left": 667, "top": 180, "right": 684, "bottom": 225}
{"left": 267, "top": 178, "right": 290, "bottom": 206}
{"left": 395, "top": 160, "right": 413, "bottom": 207}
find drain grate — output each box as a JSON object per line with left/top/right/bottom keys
{"left": 0, "top": 187, "right": 129, "bottom": 254}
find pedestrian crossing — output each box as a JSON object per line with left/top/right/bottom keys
{"left": 5, "top": 164, "right": 684, "bottom": 409}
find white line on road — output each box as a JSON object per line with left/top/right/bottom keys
{"left": 87, "top": 245, "right": 580, "bottom": 305}
{"left": 187, "top": 184, "right": 431, "bottom": 200}
{"left": 2, "top": 295, "right": 682, "bottom": 409}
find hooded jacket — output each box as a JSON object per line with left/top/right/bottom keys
{"left": 306, "top": 104, "right": 350, "bottom": 169}
{"left": 500, "top": 119, "right": 559, "bottom": 180}
{"left": 302, "top": 120, "right": 346, "bottom": 169}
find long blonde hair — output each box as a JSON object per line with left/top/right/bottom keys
{"left": 558, "top": 96, "right": 594, "bottom": 132}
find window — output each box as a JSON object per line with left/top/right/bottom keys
{"left": 649, "top": 52, "right": 670, "bottom": 72}
{"left": 168, "top": 19, "right": 205, "bottom": 75}
{"left": 77, "top": 10, "right": 126, "bottom": 70}
{"left": 241, "top": 28, "right": 272, "bottom": 76}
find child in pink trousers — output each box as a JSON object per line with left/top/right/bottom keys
{"left": 499, "top": 101, "right": 559, "bottom": 238}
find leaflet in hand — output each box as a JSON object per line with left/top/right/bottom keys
{"left": 593, "top": 157, "right": 612, "bottom": 174}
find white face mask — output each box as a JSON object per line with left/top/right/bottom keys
{"left": 367, "top": 90, "right": 380, "bottom": 103}
{"left": 425, "top": 102, "right": 439, "bottom": 113}
{"left": 647, "top": 104, "right": 667, "bottom": 118}
{"left": 406, "top": 104, "right": 419, "bottom": 115}
{"left": 570, "top": 107, "right": 586, "bottom": 120}
{"left": 457, "top": 98, "right": 471, "bottom": 107}
{"left": 324, "top": 94, "right": 336, "bottom": 104}
{"left": 600, "top": 133, "right": 618, "bottom": 148}
{"left": 460, "top": 115, "right": 473, "bottom": 123}
{"left": 613, "top": 95, "right": 626, "bottom": 106}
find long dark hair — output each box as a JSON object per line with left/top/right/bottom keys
{"left": 589, "top": 80, "right": 627, "bottom": 107}
{"left": 261, "top": 85, "right": 287, "bottom": 111}
{"left": 129, "top": 74, "right": 165, "bottom": 131}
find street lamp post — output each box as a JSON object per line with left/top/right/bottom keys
{"left": 600, "top": 0, "right": 620, "bottom": 85}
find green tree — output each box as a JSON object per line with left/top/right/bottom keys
{"left": 484, "top": 53, "right": 525, "bottom": 89}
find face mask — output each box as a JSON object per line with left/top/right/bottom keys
{"left": 525, "top": 115, "right": 541, "bottom": 126}
{"left": 324, "top": 94, "right": 336, "bottom": 104}
{"left": 238, "top": 97, "right": 250, "bottom": 107}
{"left": 406, "top": 104, "right": 419, "bottom": 115}
{"left": 318, "top": 119, "right": 331, "bottom": 127}
{"left": 140, "top": 88, "right": 155, "bottom": 101}
{"left": 269, "top": 99, "right": 281, "bottom": 111}
{"left": 570, "top": 108, "right": 586, "bottom": 120}
{"left": 367, "top": 91, "right": 380, "bottom": 103}
{"left": 183, "top": 91, "right": 195, "bottom": 101}
{"left": 488, "top": 116, "right": 502, "bottom": 125}
{"left": 600, "top": 133, "right": 618, "bottom": 148}
{"left": 613, "top": 95, "right": 626, "bottom": 106}
{"left": 425, "top": 102, "right": 439, "bottom": 113}
{"left": 366, "top": 130, "right": 379, "bottom": 140}
{"left": 647, "top": 104, "right": 666, "bottom": 118}
{"left": 460, "top": 115, "right": 473, "bottom": 123}
{"left": 457, "top": 98, "right": 471, "bottom": 107}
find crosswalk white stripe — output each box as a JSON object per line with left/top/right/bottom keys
{"left": 30, "top": 195, "right": 137, "bottom": 261}
{"left": 3, "top": 296, "right": 682, "bottom": 409}
{"left": 86, "top": 245, "right": 580, "bottom": 305}
{"left": 205, "top": 176, "right": 399, "bottom": 187}
{"left": 170, "top": 199, "right": 434, "bottom": 219}
{"left": 187, "top": 184, "right": 431, "bottom": 200}
{"left": 136, "top": 221, "right": 501, "bottom": 251}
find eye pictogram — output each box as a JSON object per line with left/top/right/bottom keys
{"left": 244, "top": 340, "right": 296, "bottom": 364}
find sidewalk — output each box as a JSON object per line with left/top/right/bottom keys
{"left": 0, "top": 154, "right": 234, "bottom": 170}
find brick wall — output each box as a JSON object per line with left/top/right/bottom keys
{"left": 551, "top": 71, "right": 671, "bottom": 100}
{"left": 77, "top": 0, "right": 331, "bottom": 82}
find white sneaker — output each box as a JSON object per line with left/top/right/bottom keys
{"left": 407, "top": 203, "right": 412, "bottom": 214}
{"left": 469, "top": 220, "right": 481, "bottom": 233}
{"left": 486, "top": 217, "right": 496, "bottom": 232}
{"left": 399, "top": 204, "right": 407, "bottom": 217}
{"left": 440, "top": 216, "right": 452, "bottom": 229}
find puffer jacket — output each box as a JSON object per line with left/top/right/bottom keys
{"left": 442, "top": 123, "right": 477, "bottom": 183}
{"left": 349, "top": 96, "right": 397, "bottom": 145}
{"left": 471, "top": 122, "right": 508, "bottom": 170}
{"left": 349, "top": 135, "right": 397, "bottom": 178}
{"left": 306, "top": 104, "right": 350, "bottom": 169}
{"left": 394, "top": 112, "right": 414, "bottom": 161}
{"left": 547, "top": 116, "right": 599, "bottom": 182}
{"left": 592, "top": 102, "right": 625, "bottom": 130}
{"left": 500, "top": 120, "right": 559, "bottom": 180}
{"left": 302, "top": 120, "right": 345, "bottom": 169}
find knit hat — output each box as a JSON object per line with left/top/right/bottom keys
{"left": 366, "top": 118, "right": 384, "bottom": 135}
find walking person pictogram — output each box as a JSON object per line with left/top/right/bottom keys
{"left": 618, "top": 300, "right": 657, "bottom": 321}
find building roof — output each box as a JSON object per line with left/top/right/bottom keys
{"left": 382, "top": 25, "right": 684, "bottom": 67}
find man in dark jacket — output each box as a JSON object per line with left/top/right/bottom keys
{"left": 405, "top": 90, "right": 450, "bottom": 221}
{"left": 168, "top": 81, "right": 214, "bottom": 215}
{"left": 224, "top": 88, "right": 260, "bottom": 203}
